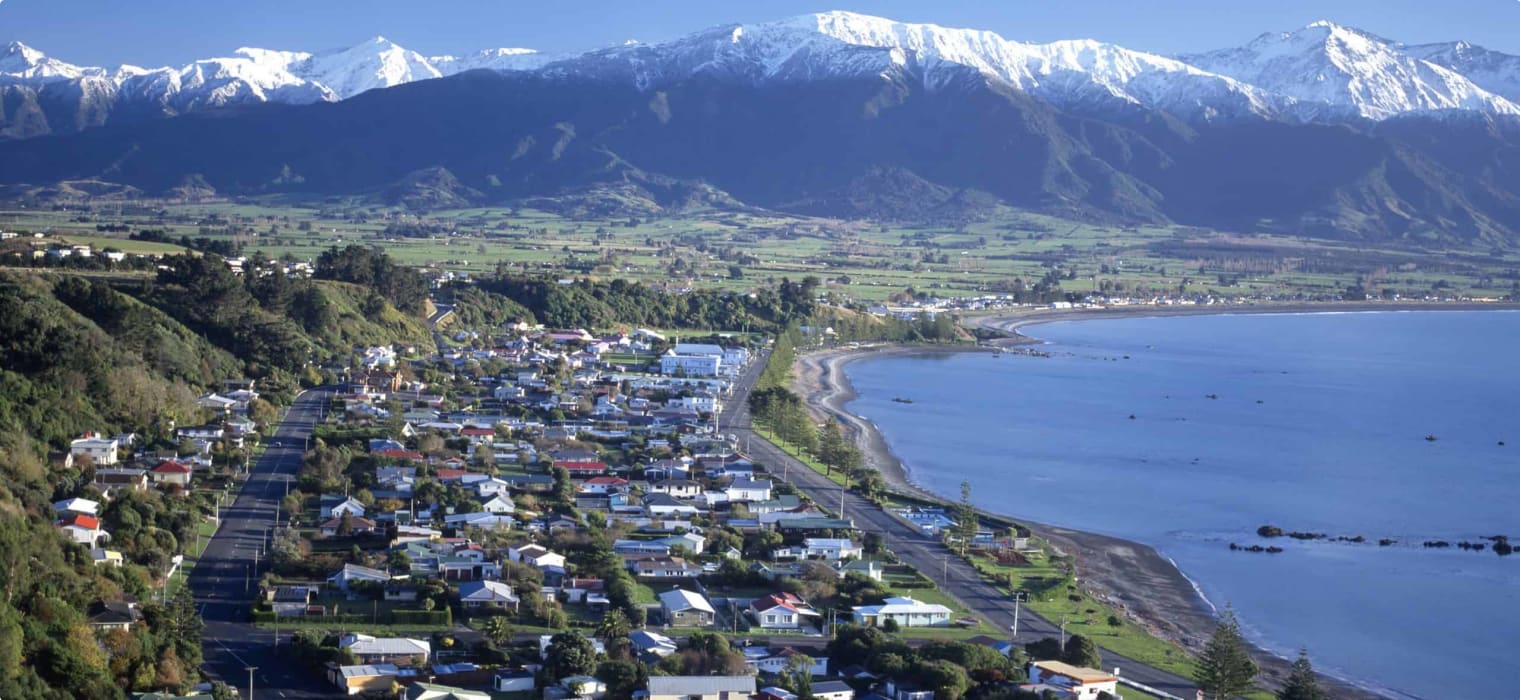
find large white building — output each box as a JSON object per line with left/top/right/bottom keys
{"left": 850, "top": 596, "right": 952, "bottom": 627}
{"left": 660, "top": 352, "right": 722, "bottom": 377}
{"left": 70, "top": 434, "right": 119, "bottom": 466}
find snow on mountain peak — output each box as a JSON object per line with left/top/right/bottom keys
{"left": 1184, "top": 22, "right": 1520, "bottom": 119}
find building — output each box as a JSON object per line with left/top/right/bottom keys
{"left": 749, "top": 592, "right": 821, "bottom": 629}
{"left": 660, "top": 352, "right": 722, "bottom": 377}
{"left": 458, "top": 580, "right": 520, "bottom": 611}
{"left": 1022, "top": 661, "right": 1120, "bottom": 700}
{"left": 149, "top": 460, "right": 194, "bottom": 487}
{"left": 70, "top": 434, "right": 119, "bottom": 465}
{"left": 405, "top": 682, "right": 491, "bottom": 700}
{"left": 493, "top": 669, "right": 536, "bottom": 693}
{"left": 812, "top": 680, "right": 857, "bottom": 700}
{"left": 328, "top": 563, "right": 391, "bottom": 592}
{"left": 646, "top": 676, "right": 756, "bottom": 700}
{"left": 627, "top": 555, "right": 701, "bottom": 579}
{"left": 725, "top": 477, "right": 773, "bottom": 503}
{"left": 57, "top": 513, "right": 107, "bottom": 546}
{"left": 658, "top": 588, "right": 715, "bottom": 627}
{"left": 340, "top": 633, "right": 431, "bottom": 665}
{"left": 851, "top": 596, "right": 952, "bottom": 628}
{"left": 329, "top": 664, "right": 411, "bottom": 696}
{"left": 87, "top": 599, "right": 141, "bottom": 632}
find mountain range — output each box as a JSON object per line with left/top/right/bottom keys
{"left": 2, "top": 11, "right": 1519, "bottom": 242}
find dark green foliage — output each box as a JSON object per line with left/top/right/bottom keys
{"left": 544, "top": 632, "right": 598, "bottom": 682}
{"left": 315, "top": 245, "right": 428, "bottom": 314}
{"left": 1061, "top": 634, "right": 1101, "bottom": 669}
{"left": 1024, "top": 637, "right": 1064, "bottom": 661}
{"left": 1195, "top": 608, "right": 1259, "bottom": 700}
{"left": 483, "top": 274, "right": 818, "bottom": 332}
{"left": 1277, "top": 649, "right": 1326, "bottom": 700}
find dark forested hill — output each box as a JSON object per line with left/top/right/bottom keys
{"left": 1, "top": 69, "right": 1519, "bottom": 244}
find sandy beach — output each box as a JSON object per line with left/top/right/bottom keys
{"left": 788, "top": 301, "right": 1517, "bottom": 698}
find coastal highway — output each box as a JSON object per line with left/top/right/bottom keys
{"left": 721, "top": 351, "right": 1207, "bottom": 699}
{"left": 189, "top": 387, "right": 336, "bottom": 699}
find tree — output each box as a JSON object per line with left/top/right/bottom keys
{"left": 782, "top": 653, "right": 816, "bottom": 699}
{"left": 1195, "top": 608, "right": 1258, "bottom": 700}
{"left": 917, "top": 659, "right": 971, "bottom": 700}
{"left": 597, "top": 659, "right": 646, "bottom": 700}
{"left": 953, "top": 480, "right": 978, "bottom": 554}
{"left": 1277, "top": 649, "right": 1326, "bottom": 700}
{"left": 1024, "top": 637, "right": 1063, "bottom": 661}
{"left": 481, "top": 615, "right": 513, "bottom": 646}
{"left": 597, "top": 608, "right": 632, "bottom": 643}
{"left": 544, "top": 633, "right": 598, "bottom": 681}
{"left": 1061, "top": 634, "right": 1101, "bottom": 669}
{"left": 387, "top": 549, "right": 411, "bottom": 574}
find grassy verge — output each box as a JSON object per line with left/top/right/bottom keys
{"left": 966, "top": 548, "right": 1199, "bottom": 679}
{"left": 753, "top": 426, "right": 850, "bottom": 489}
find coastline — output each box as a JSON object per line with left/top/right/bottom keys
{"left": 788, "top": 301, "right": 1513, "bottom": 698}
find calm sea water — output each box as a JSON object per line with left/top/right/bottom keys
{"left": 844, "top": 311, "right": 1520, "bottom": 700}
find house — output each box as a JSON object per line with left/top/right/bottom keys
{"left": 493, "top": 669, "right": 536, "bottom": 693}
{"left": 270, "top": 586, "right": 319, "bottom": 616}
{"left": 149, "top": 460, "right": 193, "bottom": 487}
{"left": 328, "top": 563, "right": 391, "bottom": 592}
{"left": 70, "top": 434, "right": 119, "bottom": 465}
{"left": 834, "top": 559, "right": 884, "bottom": 582}
{"left": 1022, "top": 661, "right": 1120, "bottom": 699}
{"left": 579, "top": 476, "right": 630, "bottom": 494}
{"left": 538, "top": 635, "right": 607, "bottom": 660}
{"left": 803, "top": 538, "right": 863, "bottom": 561}
{"left": 87, "top": 599, "right": 140, "bottom": 632}
{"left": 321, "top": 495, "right": 368, "bottom": 519}
{"left": 649, "top": 479, "right": 704, "bottom": 499}
{"left": 560, "top": 578, "right": 606, "bottom": 605}
{"left": 812, "top": 680, "right": 857, "bottom": 700}
{"left": 628, "top": 629, "right": 679, "bottom": 659}
{"left": 644, "top": 492, "right": 701, "bottom": 516}
{"left": 53, "top": 497, "right": 100, "bottom": 517}
{"left": 614, "top": 539, "right": 673, "bottom": 556}
{"left": 57, "top": 513, "right": 108, "bottom": 546}
{"left": 477, "top": 493, "right": 516, "bottom": 514}
{"left": 547, "top": 675, "right": 608, "bottom": 700}
{"left": 658, "top": 588, "right": 715, "bottom": 627}
{"left": 340, "top": 633, "right": 431, "bottom": 665}
{"left": 725, "top": 477, "right": 773, "bottom": 503}
{"left": 320, "top": 515, "right": 378, "bottom": 538}
{"left": 749, "top": 593, "right": 822, "bottom": 630}
{"left": 882, "top": 679, "right": 936, "bottom": 700}
{"left": 458, "top": 580, "right": 520, "bottom": 611}
{"left": 627, "top": 555, "right": 701, "bottom": 579}
{"left": 751, "top": 647, "right": 830, "bottom": 676}
{"left": 329, "top": 663, "right": 415, "bottom": 696}
{"left": 553, "top": 459, "right": 608, "bottom": 476}
{"left": 404, "top": 682, "right": 491, "bottom": 700}
{"left": 91, "top": 547, "right": 124, "bottom": 567}
{"left": 646, "top": 676, "right": 756, "bottom": 700}
{"left": 444, "top": 511, "right": 514, "bottom": 532}
{"left": 657, "top": 532, "right": 706, "bottom": 555}
{"left": 851, "top": 596, "right": 952, "bottom": 628}
{"left": 510, "top": 544, "right": 567, "bottom": 572}
{"left": 92, "top": 468, "right": 148, "bottom": 493}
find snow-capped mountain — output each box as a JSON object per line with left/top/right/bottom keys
{"left": 534, "top": 11, "right": 1290, "bottom": 122}
{"left": 1403, "top": 41, "right": 1520, "bottom": 104}
{"left": 1182, "top": 21, "right": 1520, "bottom": 120}
{"left": 4, "top": 12, "right": 1520, "bottom": 141}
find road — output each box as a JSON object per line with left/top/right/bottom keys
{"left": 189, "top": 387, "right": 335, "bottom": 700}
{"left": 720, "top": 351, "right": 1203, "bottom": 699}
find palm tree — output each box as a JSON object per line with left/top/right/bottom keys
{"left": 481, "top": 615, "right": 513, "bottom": 646}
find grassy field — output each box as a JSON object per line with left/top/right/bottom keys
{"left": 5, "top": 197, "right": 1516, "bottom": 306}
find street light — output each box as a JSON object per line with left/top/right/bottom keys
{"left": 245, "top": 666, "right": 257, "bottom": 700}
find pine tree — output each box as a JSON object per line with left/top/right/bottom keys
{"left": 1195, "top": 607, "right": 1258, "bottom": 700}
{"left": 1277, "top": 649, "right": 1326, "bottom": 700}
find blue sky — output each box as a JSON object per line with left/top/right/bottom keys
{"left": 2, "top": 0, "right": 1517, "bottom": 66}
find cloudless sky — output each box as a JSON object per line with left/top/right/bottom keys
{"left": 2, "top": 0, "right": 1517, "bottom": 67}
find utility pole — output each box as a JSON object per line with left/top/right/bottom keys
{"left": 1060, "top": 615, "right": 1068, "bottom": 648}
{"left": 1011, "top": 592, "right": 1026, "bottom": 639}
{"left": 246, "top": 666, "right": 257, "bottom": 700}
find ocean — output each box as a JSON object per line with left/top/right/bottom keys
{"left": 843, "top": 310, "right": 1520, "bottom": 700}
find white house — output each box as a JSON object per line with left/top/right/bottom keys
{"left": 322, "top": 496, "right": 368, "bottom": 519}
{"left": 748, "top": 593, "right": 821, "bottom": 630}
{"left": 458, "top": 580, "right": 520, "bottom": 611}
{"left": 510, "top": 544, "right": 567, "bottom": 572}
{"left": 725, "top": 478, "right": 773, "bottom": 503}
{"left": 477, "top": 494, "right": 516, "bottom": 514}
{"left": 328, "top": 563, "right": 391, "bottom": 592}
{"left": 659, "top": 588, "right": 716, "bottom": 627}
{"left": 851, "top": 596, "right": 953, "bottom": 628}
{"left": 70, "top": 434, "right": 119, "bottom": 465}
{"left": 53, "top": 497, "right": 100, "bottom": 517}
{"left": 340, "top": 633, "right": 431, "bottom": 665}
{"left": 660, "top": 352, "right": 721, "bottom": 377}
{"left": 646, "top": 676, "right": 755, "bottom": 700}
{"left": 1022, "top": 661, "right": 1120, "bottom": 700}
{"left": 803, "top": 538, "right": 863, "bottom": 560}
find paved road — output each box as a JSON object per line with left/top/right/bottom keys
{"left": 190, "top": 388, "right": 336, "bottom": 700}
{"left": 721, "top": 351, "right": 1202, "bottom": 699}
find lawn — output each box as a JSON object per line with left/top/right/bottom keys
{"left": 967, "top": 549, "right": 1201, "bottom": 680}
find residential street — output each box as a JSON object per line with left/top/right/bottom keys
{"left": 189, "top": 387, "right": 335, "bottom": 699}
{"left": 720, "top": 350, "right": 1202, "bottom": 699}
